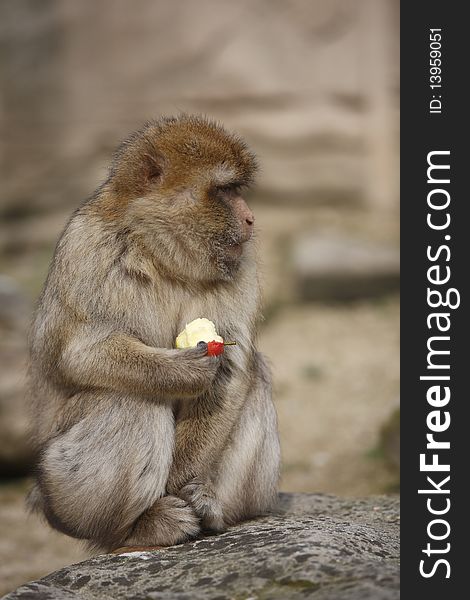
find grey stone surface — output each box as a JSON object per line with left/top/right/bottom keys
{"left": 0, "top": 276, "right": 28, "bottom": 330}
{"left": 292, "top": 233, "right": 400, "bottom": 301}
{"left": 3, "top": 493, "right": 399, "bottom": 600}
{"left": 0, "top": 276, "right": 34, "bottom": 476}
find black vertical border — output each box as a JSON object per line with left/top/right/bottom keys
{"left": 401, "top": 3, "right": 466, "bottom": 598}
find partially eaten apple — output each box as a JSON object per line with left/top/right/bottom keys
{"left": 175, "top": 318, "right": 235, "bottom": 356}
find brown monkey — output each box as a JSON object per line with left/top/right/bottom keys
{"left": 27, "top": 115, "right": 280, "bottom": 552}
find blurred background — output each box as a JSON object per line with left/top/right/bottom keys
{"left": 0, "top": 0, "right": 399, "bottom": 594}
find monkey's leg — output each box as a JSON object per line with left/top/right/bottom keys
{"left": 166, "top": 361, "right": 252, "bottom": 531}
{"left": 214, "top": 352, "right": 281, "bottom": 526}
{"left": 169, "top": 353, "right": 280, "bottom": 531}
{"left": 38, "top": 393, "right": 199, "bottom": 552}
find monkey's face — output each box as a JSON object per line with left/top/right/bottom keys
{"left": 157, "top": 182, "right": 255, "bottom": 281}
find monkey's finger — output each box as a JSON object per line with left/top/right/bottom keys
{"left": 180, "top": 345, "right": 208, "bottom": 358}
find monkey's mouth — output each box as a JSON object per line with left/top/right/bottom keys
{"left": 226, "top": 243, "right": 243, "bottom": 259}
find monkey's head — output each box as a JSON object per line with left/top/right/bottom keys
{"left": 104, "top": 115, "right": 258, "bottom": 282}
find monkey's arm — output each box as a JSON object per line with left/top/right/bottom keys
{"left": 60, "top": 329, "right": 219, "bottom": 399}
{"left": 166, "top": 352, "right": 270, "bottom": 531}
{"left": 166, "top": 352, "right": 259, "bottom": 494}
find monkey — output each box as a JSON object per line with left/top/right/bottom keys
{"left": 27, "top": 114, "right": 281, "bottom": 553}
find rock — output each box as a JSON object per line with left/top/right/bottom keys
{"left": 0, "top": 1, "right": 399, "bottom": 214}
{"left": 292, "top": 233, "right": 399, "bottom": 301}
{"left": 3, "top": 493, "right": 399, "bottom": 600}
{"left": 380, "top": 408, "right": 400, "bottom": 474}
{"left": 0, "top": 382, "right": 34, "bottom": 477}
{"left": 0, "top": 276, "right": 29, "bottom": 330}
{"left": 0, "top": 276, "right": 34, "bottom": 476}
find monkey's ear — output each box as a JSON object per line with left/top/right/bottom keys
{"left": 110, "top": 143, "right": 165, "bottom": 197}
{"left": 142, "top": 152, "right": 163, "bottom": 184}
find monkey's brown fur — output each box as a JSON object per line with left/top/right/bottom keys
{"left": 28, "top": 115, "right": 280, "bottom": 552}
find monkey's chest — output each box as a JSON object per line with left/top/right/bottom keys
{"left": 176, "top": 293, "right": 243, "bottom": 345}
{"left": 133, "top": 284, "right": 249, "bottom": 354}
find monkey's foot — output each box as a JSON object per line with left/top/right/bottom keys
{"left": 124, "top": 495, "right": 200, "bottom": 547}
{"left": 111, "top": 545, "right": 164, "bottom": 554}
{"left": 179, "top": 479, "right": 226, "bottom": 532}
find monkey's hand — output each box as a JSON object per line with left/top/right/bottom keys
{"left": 175, "top": 345, "right": 220, "bottom": 382}
{"left": 177, "top": 478, "right": 226, "bottom": 533}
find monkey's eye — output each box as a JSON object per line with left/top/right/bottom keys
{"left": 214, "top": 183, "right": 243, "bottom": 198}
{"left": 216, "top": 184, "right": 231, "bottom": 193}
{"left": 209, "top": 185, "right": 230, "bottom": 201}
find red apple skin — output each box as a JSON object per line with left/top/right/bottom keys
{"left": 207, "top": 341, "right": 224, "bottom": 356}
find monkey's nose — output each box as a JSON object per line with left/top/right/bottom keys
{"left": 234, "top": 196, "right": 254, "bottom": 240}
{"left": 243, "top": 214, "right": 254, "bottom": 240}
{"left": 245, "top": 207, "right": 254, "bottom": 227}
{"left": 241, "top": 217, "right": 254, "bottom": 243}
